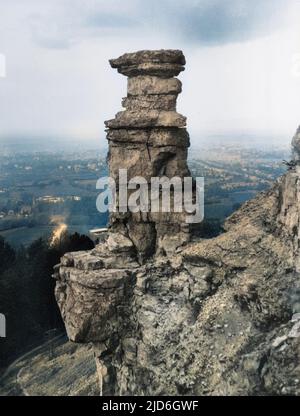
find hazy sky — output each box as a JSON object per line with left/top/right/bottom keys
{"left": 1, "top": 0, "right": 300, "bottom": 145}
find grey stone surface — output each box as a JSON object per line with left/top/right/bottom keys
{"left": 105, "top": 110, "right": 186, "bottom": 129}
{"left": 122, "top": 94, "right": 177, "bottom": 111}
{"left": 292, "top": 126, "right": 300, "bottom": 161}
{"left": 105, "top": 49, "right": 192, "bottom": 258}
{"left": 107, "top": 128, "right": 190, "bottom": 148}
{"left": 109, "top": 49, "right": 185, "bottom": 77}
{"left": 127, "top": 76, "right": 182, "bottom": 96}
{"left": 55, "top": 52, "right": 300, "bottom": 396}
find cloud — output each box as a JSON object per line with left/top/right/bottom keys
{"left": 27, "top": 0, "right": 140, "bottom": 49}
{"left": 29, "top": 15, "right": 75, "bottom": 49}
{"left": 26, "top": 0, "right": 293, "bottom": 50}
{"left": 154, "top": 0, "right": 290, "bottom": 44}
{"left": 85, "top": 12, "right": 137, "bottom": 29}
{"left": 1, "top": 0, "right": 299, "bottom": 140}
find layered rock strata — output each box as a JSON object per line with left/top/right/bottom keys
{"left": 105, "top": 49, "right": 191, "bottom": 261}
{"left": 55, "top": 50, "right": 193, "bottom": 394}
{"left": 54, "top": 50, "right": 300, "bottom": 396}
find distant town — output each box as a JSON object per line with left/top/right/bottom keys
{"left": 0, "top": 148, "right": 108, "bottom": 246}
{"left": 0, "top": 140, "right": 289, "bottom": 247}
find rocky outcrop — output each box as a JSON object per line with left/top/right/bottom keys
{"left": 54, "top": 50, "right": 300, "bottom": 396}
{"left": 105, "top": 49, "right": 191, "bottom": 261}
{"left": 292, "top": 126, "right": 300, "bottom": 162}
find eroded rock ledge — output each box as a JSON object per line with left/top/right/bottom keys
{"left": 54, "top": 50, "right": 300, "bottom": 396}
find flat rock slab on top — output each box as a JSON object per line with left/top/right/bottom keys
{"left": 109, "top": 49, "right": 185, "bottom": 78}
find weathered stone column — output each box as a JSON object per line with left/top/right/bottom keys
{"left": 54, "top": 50, "right": 194, "bottom": 395}
{"left": 105, "top": 50, "right": 192, "bottom": 261}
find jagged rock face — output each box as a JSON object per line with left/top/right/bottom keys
{"left": 93, "top": 176, "right": 298, "bottom": 396}
{"left": 105, "top": 49, "right": 191, "bottom": 261}
{"left": 292, "top": 126, "right": 300, "bottom": 161}
{"left": 55, "top": 173, "right": 300, "bottom": 395}
{"left": 54, "top": 52, "right": 300, "bottom": 396}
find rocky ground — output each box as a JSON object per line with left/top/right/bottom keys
{"left": 53, "top": 170, "right": 300, "bottom": 396}
{"left": 3, "top": 169, "right": 300, "bottom": 396}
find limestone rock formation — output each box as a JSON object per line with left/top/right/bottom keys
{"left": 105, "top": 49, "right": 192, "bottom": 261}
{"left": 54, "top": 50, "right": 300, "bottom": 396}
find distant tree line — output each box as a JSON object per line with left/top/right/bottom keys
{"left": 0, "top": 232, "right": 94, "bottom": 369}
